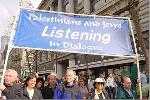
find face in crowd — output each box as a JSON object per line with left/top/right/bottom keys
{"left": 78, "top": 78, "right": 85, "bottom": 87}
{"left": 25, "top": 74, "right": 37, "bottom": 89}
{"left": 95, "top": 82, "right": 104, "bottom": 90}
{"left": 4, "top": 69, "right": 18, "bottom": 86}
{"left": 65, "top": 70, "right": 75, "bottom": 83}
{"left": 36, "top": 81, "right": 43, "bottom": 88}
{"left": 123, "top": 77, "right": 132, "bottom": 90}
{"left": 48, "top": 73, "right": 57, "bottom": 87}
{"left": 109, "top": 74, "right": 113, "bottom": 78}
{"left": 27, "top": 77, "right": 36, "bottom": 88}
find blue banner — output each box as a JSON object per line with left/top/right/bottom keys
{"left": 13, "top": 9, "right": 134, "bottom": 56}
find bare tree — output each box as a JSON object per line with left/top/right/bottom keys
{"left": 128, "top": 0, "right": 149, "bottom": 71}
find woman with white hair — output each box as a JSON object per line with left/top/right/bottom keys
{"left": 89, "top": 78, "right": 109, "bottom": 99}
{"left": 0, "top": 69, "right": 22, "bottom": 99}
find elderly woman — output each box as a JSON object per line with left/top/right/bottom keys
{"left": 22, "top": 73, "right": 43, "bottom": 99}
{"left": 89, "top": 78, "right": 108, "bottom": 99}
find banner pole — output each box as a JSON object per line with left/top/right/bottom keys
{"left": 0, "top": 8, "right": 20, "bottom": 97}
{"left": 0, "top": 47, "right": 12, "bottom": 96}
{"left": 128, "top": 18, "right": 142, "bottom": 99}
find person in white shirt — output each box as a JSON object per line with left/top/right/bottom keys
{"left": 21, "top": 73, "right": 43, "bottom": 99}
{"left": 140, "top": 71, "right": 148, "bottom": 86}
{"left": 106, "top": 73, "right": 116, "bottom": 99}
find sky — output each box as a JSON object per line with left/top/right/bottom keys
{"left": 0, "top": 0, "right": 42, "bottom": 48}
{"left": 0, "top": 0, "right": 42, "bottom": 36}
{"left": 0, "top": 0, "right": 18, "bottom": 36}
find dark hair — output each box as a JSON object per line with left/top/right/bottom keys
{"left": 36, "top": 77, "right": 44, "bottom": 88}
{"left": 93, "top": 82, "right": 104, "bottom": 88}
{"left": 78, "top": 77, "right": 85, "bottom": 85}
{"left": 24, "top": 73, "right": 37, "bottom": 86}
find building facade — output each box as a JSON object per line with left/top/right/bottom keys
{"left": 33, "top": 0, "right": 149, "bottom": 78}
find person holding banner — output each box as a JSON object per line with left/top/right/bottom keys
{"left": 0, "top": 69, "right": 22, "bottom": 99}
{"left": 116, "top": 57, "right": 138, "bottom": 99}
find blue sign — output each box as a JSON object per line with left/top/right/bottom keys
{"left": 12, "top": 9, "right": 134, "bottom": 56}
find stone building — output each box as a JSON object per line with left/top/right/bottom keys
{"left": 33, "top": 0, "right": 149, "bottom": 78}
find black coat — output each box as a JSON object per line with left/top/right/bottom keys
{"left": 2, "top": 84, "right": 22, "bottom": 99}
{"left": 21, "top": 87, "right": 43, "bottom": 99}
{"left": 42, "top": 85, "right": 56, "bottom": 99}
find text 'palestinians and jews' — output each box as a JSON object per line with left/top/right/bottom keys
{"left": 28, "top": 13, "right": 123, "bottom": 52}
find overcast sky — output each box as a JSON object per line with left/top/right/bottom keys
{"left": 0, "top": 0, "right": 42, "bottom": 49}
{"left": 0, "top": 0, "right": 42, "bottom": 36}
{"left": 0, "top": 0, "right": 18, "bottom": 36}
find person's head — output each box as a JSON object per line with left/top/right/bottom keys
{"left": 36, "top": 77, "right": 44, "bottom": 89}
{"left": 65, "top": 69, "right": 76, "bottom": 83}
{"left": 142, "top": 70, "right": 146, "bottom": 74}
{"left": 4, "top": 69, "right": 18, "bottom": 86}
{"left": 78, "top": 77, "right": 86, "bottom": 87}
{"left": 123, "top": 76, "right": 132, "bottom": 90}
{"left": 93, "top": 78, "right": 105, "bottom": 91}
{"left": 99, "top": 73, "right": 104, "bottom": 78}
{"left": 25, "top": 73, "right": 37, "bottom": 89}
{"left": 44, "top": 80, "right": 49, "bottom": 87}
{"left": 109, "top": 73, "right": 113, "bottom": 78}
{"left": 62, "top": 76, "right": 66, "bottom": 82}
{"left": 47, "top": 72, "right": 57, "bottom": 87}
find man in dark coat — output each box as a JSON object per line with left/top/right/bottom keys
{"left": 117, "top": 76, "right": 137, "bottom": 99}
{"left": 117, "top": 57, "right": 138, "bottom": 99}
{"left": 42, "top": 72, "right": 57, "bottom": 99}
{"left": 0, "top": 69, "right": 22, "bottom": 99}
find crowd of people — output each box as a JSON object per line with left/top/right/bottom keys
{"left": 0, "top": 60, "right": 149, "bottom": 99}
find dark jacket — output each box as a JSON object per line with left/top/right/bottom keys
{"left": 117, "top": 86, "right": 137, "bottom": 99}
{"left": 117, "top": 64, "right": 138, "bottom": 99}
{"left": 2, "top": 84, "right": 22, "bottom": 99}
{"left": 42, "top": 85, "right": 56, "bottom": 99}
{"left": 54, "top": 82, "right": 82, "bottom": 99}
{"left": 89, "top": 88, "right": 109, "bottom": 99}
{"left": 21, "top": 87, "right": 43, "bottom": 99}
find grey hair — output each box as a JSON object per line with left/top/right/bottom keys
{"left": 66, "top": 69, "right": 76, "bottom": 77}
{"left": 50, "top": 72, "right": 57, "bottom": 76}
{"left": 47, "top": 72, "right": 57, "bottom": 79}
{"left": 5, "top": 69, "right": 18, "bottom": 78}
{"left": 122, "top": 76, "right": 131, "bottom": 83}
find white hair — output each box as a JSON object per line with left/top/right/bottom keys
{"left": 50, "top": 72, "right": 57, "bottom": 76}
{"left": 66, "top": 69, "right": 76, "bottom": 77}
{"left": 48, "top": 72, "right": 57, "bottom": 79}
{"left": 5, "top": 69, "right": 18, "bottom": 78}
